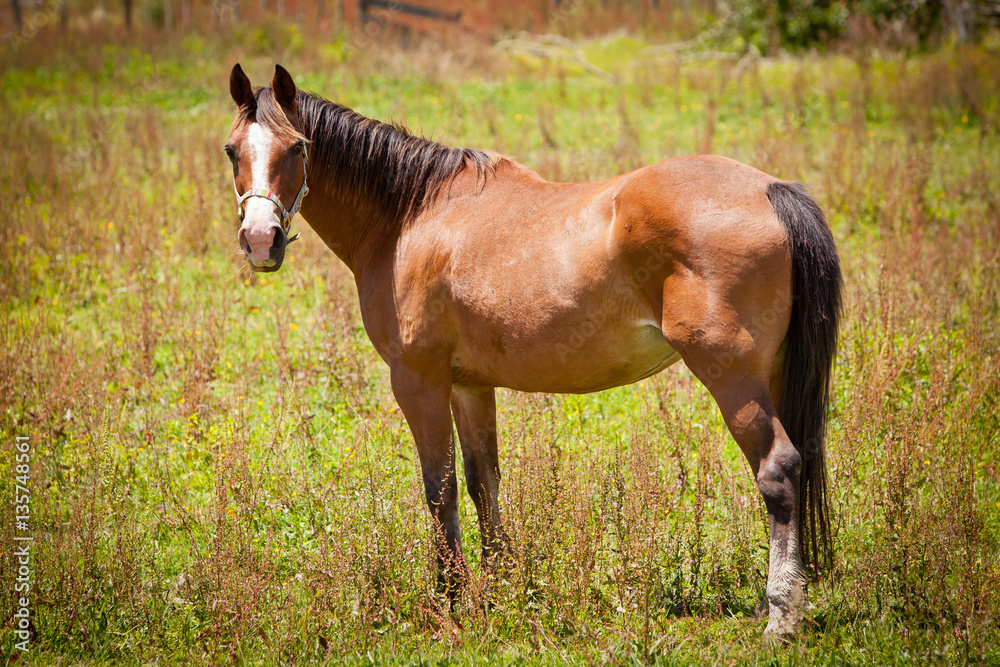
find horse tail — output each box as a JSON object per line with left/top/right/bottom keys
{"left": 766, "top": 180, "right": 842, "bottom": 577}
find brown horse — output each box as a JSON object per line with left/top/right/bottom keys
{"left": 224, "top": 64, "right": 842, "bottom": 637}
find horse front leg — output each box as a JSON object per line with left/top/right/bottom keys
{"left": 451, "top": 385, "right": 507, "bottom": 568}
{"left": 389, "top": 364, "right": 467, "bottom": 598}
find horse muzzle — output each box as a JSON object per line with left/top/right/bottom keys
{"left": 240, "top": 223, "right": 288, "bottom": 272}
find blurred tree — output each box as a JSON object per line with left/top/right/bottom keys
{"left": 729, "top": 0, "right": 849, "bottom": 52}
{"left": 858, "top": 0, "right": 946, "bottom": 45}
{"left": 726, "top": 0, "right": 998, "bottom": 50}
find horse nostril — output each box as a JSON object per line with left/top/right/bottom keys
{"left": 238, "top": 229, "right": 252, "bottom": 255}
{"left": 270, "top": 226, "right": 287, "bottom": 254}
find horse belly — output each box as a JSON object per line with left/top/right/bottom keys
{"left": 453, "top": 322, "right": 682, "bottom": 394}
{"left": 553, "top": 322, "right": 682, "bottom": 392}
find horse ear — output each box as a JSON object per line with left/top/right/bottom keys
{"left": 272, "top": 64, "right": 298, "bottom": 113}
{"left": 230, "top": 63, "right": 253, "bottom": 108}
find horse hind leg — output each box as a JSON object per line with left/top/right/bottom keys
{"left": 754, "top": 340, "right": 791, "bottom": 622}
{"left": 660, "top": 290, "right": 804, "bottom": 634}
{"left": 707, "top": 369, "right": 805, "bottom": 635}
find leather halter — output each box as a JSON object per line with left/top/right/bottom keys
{"left": 234, "top": 143, "right": 309, "bottom": 244}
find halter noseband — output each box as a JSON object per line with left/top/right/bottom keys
{"left": 234, "top": 143, "right": 309, "bottom": 244}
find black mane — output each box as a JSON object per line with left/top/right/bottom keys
{"left": 288, "top": 90, "right": 501, "bottom": 225}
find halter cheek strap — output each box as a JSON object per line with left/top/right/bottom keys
{"left": 234, "top": 144, "right": 309, "bottom": 243}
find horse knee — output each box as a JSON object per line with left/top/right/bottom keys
{"left": 757, "top": 443, "right": 800, "bottom": 520}
{"left": 423, "top": 472, "right": 458, "bottom": 516}
{"left": 462, "top": 448, "right": 501, "bottom": 500}
{"left": 460, "top": 447, "right": 480, "bottom": 494}
{"left": 464, "top": 466, "right": 483, "bottom": 500}
{"left": 759, "top": 444, "right": 801, "bottom": 484}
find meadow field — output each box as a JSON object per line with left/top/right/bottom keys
{"left": 1, "top": 19, "right": 1000, "bottom": 665}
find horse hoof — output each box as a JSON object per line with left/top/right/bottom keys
{"left": 762, "top": 617, "right": 799, "bottom": 642}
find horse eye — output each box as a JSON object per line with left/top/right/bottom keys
{"left": 224, "top": 145, "right": 237, "bottom": 161}
{"left": 291, "top": 143, "right": 303, "bottom": 155}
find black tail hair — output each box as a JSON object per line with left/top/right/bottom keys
{"left": 766, "top": 181, "right": 842, "bottom": 576}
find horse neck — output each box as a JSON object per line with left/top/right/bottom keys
{"left": 297, "top": 175, "right": 389, "bottom": 276}
{"left": 295, "top": 117, "right": 397, "bottom": 276}
{"left": 293, "top": 97, "right": 496, "bottom": 275}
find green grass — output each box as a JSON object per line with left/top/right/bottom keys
{"left": 1, "top": 24, "right": 1000, "bottom": 665}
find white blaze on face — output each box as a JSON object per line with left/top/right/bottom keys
{"left": 241, "top": 122, "right": 281, "bottom": 263}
